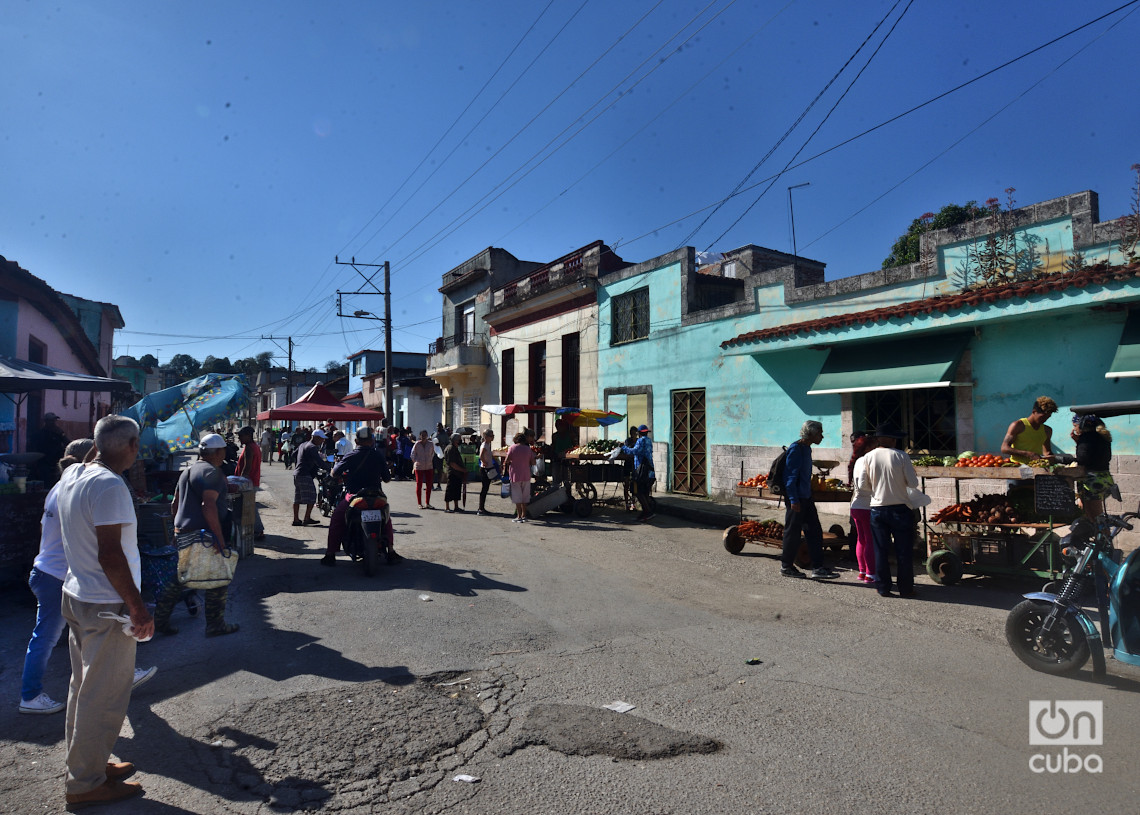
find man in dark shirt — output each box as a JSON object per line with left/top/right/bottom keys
{"left": 292, "top": 429, "right": 330, "bottom": 526}
{"left": 31, "top": 412, "right": 69, "bottom": 486}
{"left": 320, "top": 427, "right": 391, "bottom": 566}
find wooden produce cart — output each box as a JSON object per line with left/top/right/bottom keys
{"left": 563, "top": 450, "right": 633, "bottom": 512}
{"left": 916, "top": 464, "right": 1084, "bottom": 585}
{"left": 724, "top": 460, "right": 852, "bottom": 562}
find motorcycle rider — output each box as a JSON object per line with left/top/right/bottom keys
{"left": 320, "top": 426, "right": 394, "bottom": 567}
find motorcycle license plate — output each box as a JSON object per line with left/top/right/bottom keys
{"left": 360, "top": 509, "right": 385, "bottom": 523}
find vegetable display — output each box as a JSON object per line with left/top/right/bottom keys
{"left": 931, "top": 494, "right": 1024, "bottom": 525}
{"left": 569, "top": 439, "right": 622, "bottom": 455}
{"left": 738, "top": 519, "right": 784, "bottom": 539}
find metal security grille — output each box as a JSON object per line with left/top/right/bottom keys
{"left": 611, "top": 287, "right": 650, "bottom": 345}
{"left": 671, "top": 388, "right": 707, "bottom": 495}
{"left": 463, "top": 394, "right": 480, "bottom": 427}
{"left": 858, "top": 389, "right": 956, "bottom": 454}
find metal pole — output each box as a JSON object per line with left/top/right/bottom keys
{"left": 287, "top": 337, "right": 294, "bottom": 407}
{"left": 788, "top": 182, "right": 810, "bottom": 257}
{"left": 384, "top": 261, "right": 393, "bottom": 425}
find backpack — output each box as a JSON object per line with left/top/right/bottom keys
{"left": 767, "top": 444, "right": 792, "bottom": 495}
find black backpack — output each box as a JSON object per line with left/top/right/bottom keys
{"left": 767, "top": 444, "right": 792, "bottom": 495}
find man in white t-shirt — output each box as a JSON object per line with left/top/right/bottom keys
{"left": 57, "top": 415, "right": 153, "bottom": 809}
{"left": 858, "top": 423, "right": 920, "bottom": 598}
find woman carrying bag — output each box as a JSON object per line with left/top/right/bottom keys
{"left": 153, "top": 434, "right": 239, "bottom": 637}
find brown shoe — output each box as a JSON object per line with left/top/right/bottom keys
{"left": 104, "top": 761, "right": 135, "bottom": 780}
{"left": 65, "top": 778, "right": 143, "bottom": 810}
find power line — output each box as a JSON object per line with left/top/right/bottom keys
{"left": 609, "top": 0, "right": 1140, "bottom": 255}
{"left": 676, "top": 0, "right": 908, "bottom": 250}
{"left": 342, "top": 0, "right": 559, "bottom": 261}
{"left": 701, "top": 0, "right": 916, "bottom": 250}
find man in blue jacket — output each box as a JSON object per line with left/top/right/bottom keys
{"left": 620, "top": 425, "right": 656, "bottom": 522}
{"left": 781, "top": 420, "right": 839, "bottom": 579}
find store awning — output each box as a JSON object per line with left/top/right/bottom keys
{"left": 1106, "top": 311, "right": 1140, "bottom": 378}
{"left": 806, "top": 333, "right": 971, "bottom": 395}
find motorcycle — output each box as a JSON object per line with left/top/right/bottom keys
{"left": 317, "top": 461, "right": 344, "bottom": 517}
{"left": 343, "top": 488, "right": 391, "bottom": 576}
{"left": 1006, "top": 507, "right": 1140, "bottom": 677}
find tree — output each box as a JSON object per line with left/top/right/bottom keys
{"left": 139, "top": 353, "right": 159, "bottom": 369}
{"left": 167, "top": 354, "right": 201, "bottom": 379}
{"left": 324, "top": 359, "right": 349, "bottom": 378}
{"left": 201, "top": 355, "right": 234, "bottom": 374}
{"left": 882, "top": 201, "right": 987, "bottom": 269}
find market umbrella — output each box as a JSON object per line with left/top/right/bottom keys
{"left": 481, "top": 404, "right": 553, "bottom": 416}
{"left": 256, "top": 383, "right": 384, "bottom": 422}
{"left": 122, "top": 374, "right": 251, "bottom": 459}
{"left": 554, "top": 407, "right": 626, "bottom": 427}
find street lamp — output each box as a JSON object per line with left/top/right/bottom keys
{"left": 788, "top": 182, "right": 811, "bottom": 258}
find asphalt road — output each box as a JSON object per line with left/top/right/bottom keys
{"left": 2, "top": 462, "right": 1138, "bottom": 815}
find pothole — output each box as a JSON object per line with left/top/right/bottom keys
{"left": 201, "top": 671, "right": 489, "bottom": 810}
{"left": 510, "top": 703, "right": 721, "bottom": 760}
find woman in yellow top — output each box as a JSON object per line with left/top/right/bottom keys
{"left": 1000, "top": 396, "right": 1058, "bottom": 464}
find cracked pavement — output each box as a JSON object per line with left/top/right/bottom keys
{"left": 2, "top": 466, "right": 1139, "bottom": 814}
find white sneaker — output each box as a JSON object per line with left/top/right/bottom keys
{"left": 132, "top": 666, "right": 157, "bottom": 690}
{"left": 19, "top": 692, "right": 65, "bottom": 715}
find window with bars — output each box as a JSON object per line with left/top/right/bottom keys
{"left": 463, "top": 394, "right": 481, "bottom": 427}
{"left": 611, "top": 287, "right": 650, "bottom": 345}
{"left": 856, "top": 389, "right": 957, "bottom": 454}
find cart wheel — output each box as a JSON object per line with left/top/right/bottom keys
{"left": 573, "top": 498, "right": 592, "bottom": 517}
{"left": 795, "top": 542, "right": 811, "bottom": 569}
{"left": 575, "top": 483, "right": 597, "bottom": 500}
{"left": 927, "top": 549, "right": 963, "bottom": 585}
{"left": 559, "top": 500, "right": 575, "bottom": 515}
{"left": 723, "top": 526, "right": 746, "bottom": 555}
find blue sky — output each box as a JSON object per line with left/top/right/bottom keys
{"left": 3, "top": 1, "right": 1138, "bottom": 372}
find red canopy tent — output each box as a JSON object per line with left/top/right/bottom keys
{"left": 256, "top": 383, "right": 385, "bottom": 422}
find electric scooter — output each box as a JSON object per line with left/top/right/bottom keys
{"left": 1006, "top": 507, "right": 1140, "bottom": 677}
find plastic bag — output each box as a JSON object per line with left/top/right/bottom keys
{"left": 97, "top": 611, "right": 153, "bottom": 643}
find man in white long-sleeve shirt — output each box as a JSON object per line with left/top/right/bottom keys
{"left": 858, "top": 423, "right": 919, "bottom": 598}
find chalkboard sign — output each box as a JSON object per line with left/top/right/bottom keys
{"left": 1034, "top": 475, "right": 1078, "bottom": 515}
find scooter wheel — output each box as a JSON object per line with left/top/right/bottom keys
{"left": 1005, "top": 599, "right": 1090, "bottom": 676}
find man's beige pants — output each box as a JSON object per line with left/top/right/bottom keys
{"left": 61, "top": 594, "right": 136, "bottom": 796}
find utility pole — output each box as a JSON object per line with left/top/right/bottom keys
{"left": 335, "top": 257, "right": 393, "bottom": 423}
{"left": 788, "top": 181, "right": 810, "bottom": 259}
{"left": 261, "top": 335, "right": 295, "bottom": 406}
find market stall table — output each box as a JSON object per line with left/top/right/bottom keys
{"left": 916, "top": 464, "right": 1085, "bottom": 585}
{"left": 723, "top": 459, "right": 852, "bottom": 563}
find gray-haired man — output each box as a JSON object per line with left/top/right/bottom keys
{"left": 58, "top": 415, "right": 153, "bottom": 808}
{"left": 780, "top": 420, "right": 839, "bottom": 580}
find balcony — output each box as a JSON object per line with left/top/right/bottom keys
{"left": 425, "top": 335, "right": 488, "bottom": 387}
{"left": 489, "top": 253, "right": 591, "bottom": 311}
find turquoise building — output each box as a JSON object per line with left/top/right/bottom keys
{"left": 597, "top": 190, "right": 1140, "bottom": 504}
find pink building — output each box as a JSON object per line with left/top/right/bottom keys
{"left": 0, "top": 255, "right": 124, "bottom": 452}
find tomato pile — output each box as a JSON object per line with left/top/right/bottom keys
{"left": 737, "top": 473, "right": 769, "bottom": 488}
{"left": 954, "top": 453, "right": 1014, "bottom": 468}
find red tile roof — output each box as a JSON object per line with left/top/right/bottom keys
{"left": 721, "top": 260, "right": 1140, "bottom": 348}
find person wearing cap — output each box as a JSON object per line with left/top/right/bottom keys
{"left": 443, "top": 432, "right": 467, "bottom": 512}
{"left": 1071, "top": 413, "right": 1114, "bottom": 518}
{"left": 334, "top": 430, "right": 351, "bottom": 459}
{"left": 152, "top": 433, "right": 240, "bottom": 636}
{"left": 619, "top": 425, "right": 657, "bottom": 522}
{"left": 780, "top": 420, "right": 840, "bottom": 580}
{"left": 858, "top": 423, "right": 921, "bottom": 598}
{"left": 1000, "top": 395, "right": 1059, "bottom": 464}
{"left": 320, "top": 426, "right": 394, "bottom": 566}
{"left": 293, "top": 429, "right": 331, "bottom": 526}
{"left": 234, "top": 426, "right": 265, "bottom": 541}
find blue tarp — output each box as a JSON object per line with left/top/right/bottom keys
{"left": 122, "top": 374, "right": 250, "bottom": 459}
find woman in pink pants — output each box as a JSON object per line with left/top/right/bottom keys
{"left": 849, "top": 432, "right": 876, "bottom": 584}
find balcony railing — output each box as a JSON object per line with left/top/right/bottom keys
{"left": 426, "top": 334, "right": 488, "bottom": 373}
{"left": 490, "top": 253, "right": 592, "bottom": 309}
